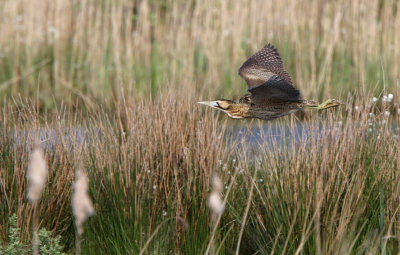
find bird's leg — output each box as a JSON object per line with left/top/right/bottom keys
{"left": 317, "top": 99, "right": 342, "bottom": 110}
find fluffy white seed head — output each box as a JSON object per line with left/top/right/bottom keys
{"left": 208, "top": 193, "right": 225, "bottom": 216}
{"left": 388, "top": 94, "right": 394, "bottom": 101}
{"left": 72, "top": 168, "right": 94, "bottom": 236}
{"left": 372, "top": 97, "right": 378, "bottom": 103}
{"left": 208, "top": 175, "right": 225, "bottom": 216}
{"left": 211, "top": 175, "right": 223, "bottom": 193}
{"left": 27, "top": 145, "right": 48, "bottom": 204}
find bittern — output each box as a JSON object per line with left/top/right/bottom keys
{"left": 198, "top": 43, "right": 341, "bottom": 120}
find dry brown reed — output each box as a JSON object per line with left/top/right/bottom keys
{"left": 1, "top": 0, "right": 399, "bottom": 105}
{"left": 244, "top": 95, "right": 400, "bottom": 253}
{"left": 1, "top": 90, "right": 400, "bottom": 252}
{"left": 1, "top": 90, "right": 228, "bottom": 249}
{"left": 1, "top": 0, "right": 400, "bottom": 253}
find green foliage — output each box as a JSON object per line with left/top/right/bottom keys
{"left": 1, "top": 214, "right": 28, "bottom": 255}
{"left": 0, "top": 214, "right": 65, "bottom": 255}
{"left": 37, "top": 229, "right": 65, "bottom": 255}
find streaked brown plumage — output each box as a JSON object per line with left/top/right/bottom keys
{"left": 198, "top": 43, "right": 342, "bottom": 120}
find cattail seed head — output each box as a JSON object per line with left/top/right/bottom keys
{"left": 208, "top": 193, "right": 225, "bottom": 216}
{"left": 27, "top": 145, "right": 48, "bottom": 204}
{"left": 211, "top": 174, "right": 223, "bottom": 193}
{"left": 72, "top": 168, "right": 94, "bottom": 236}
{"left": 208, "top": 175, "right": 225, "bottom": 216}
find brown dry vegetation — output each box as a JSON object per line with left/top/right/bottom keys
{"left": 1, "top": 0, "right": 399, "bottom": 103}
{"left": 1, "top": 93, "right": 400, "bottom": 254}
{"left": 1, "top": 0, "right": 400, "bottom": 254}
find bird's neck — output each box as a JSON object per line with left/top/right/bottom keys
{"left": 223, "top": 100, "right": 250, "bottom": 119}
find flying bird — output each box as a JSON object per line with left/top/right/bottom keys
{"left": 198, "top": 43, "right": 341, "bottom": 120}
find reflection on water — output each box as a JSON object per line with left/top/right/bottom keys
{"left": 226, "top": 121, "right": 399, "bottom": 155}
{"left": 8, "top": 128, "right": 91, "bottom": 153}
{"left": 230, "top": 123, "right": 308, "bottom": 145}
{"left": 226, "top": 123, "right": 316, "bottom": 156}
{"left": 5, "top": 121, "right": 399, "bottom": 156}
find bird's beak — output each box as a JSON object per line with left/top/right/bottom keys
{"left": 197, "top": 101, "right": 219, "bottom": 108}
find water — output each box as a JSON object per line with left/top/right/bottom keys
{"left": 226, "top": 121, "right": 399, "bottom": 155}
{"left": 4, "top": 122, "right": 399, "bottom": 156}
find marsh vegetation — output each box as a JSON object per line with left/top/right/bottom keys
{"left": 1, "top": 0, "right": 400, "bottom": 254}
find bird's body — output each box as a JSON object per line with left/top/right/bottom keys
{"left": 198, "top": 43, "right": 341, "bottom": 120}
{"left": 208, "top": 96, "right": 319, "bottom": 121}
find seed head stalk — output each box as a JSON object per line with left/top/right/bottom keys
{"left": 72, "top": 167, "right": 94, "bottom": 255}
{"left": 27, "top": 142, "right": 48, "bottom": 255}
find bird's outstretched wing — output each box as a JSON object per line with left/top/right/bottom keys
{"left": 249, "top": 76, "right": 301, "bottom": 106}
{"left": 238, "top": 43, "right": 294, "bottom": 89}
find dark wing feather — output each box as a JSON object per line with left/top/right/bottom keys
{"left": 238, "top": 43, "right": 293, "bottom": 89}
{"left": 249, "top": 76, "right": 301, "bottom": 106}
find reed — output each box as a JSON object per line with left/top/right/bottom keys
{"left": 1, "top": 0, "right": 400, "bottom": 253}
{"left": 1, "top": 90, "right": 399, "bottom": 253}
{"left": 0, "top": 0, "right": 399, "bottom": 109}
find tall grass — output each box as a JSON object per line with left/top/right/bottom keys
{"left": 1, "top": 0, "right": 400, "bottom": 109}
{"left": 1, "top": 91, "right": 399, "bottom": 253}
{"left": 1, "top": 0, "right": 400, "bottom": 254}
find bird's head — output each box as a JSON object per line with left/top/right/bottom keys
{"left": 197, "top": 100, "right": 246, "bottom": 119}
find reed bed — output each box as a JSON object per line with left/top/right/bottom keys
{"left": 0, "top": 0, "right": 399, "bottom": 107}
{"left": 1, "top": 91, "right": 400, "bottom": 254}
{"left": 1, "top": 0, "right": 400, "bottom": 254}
